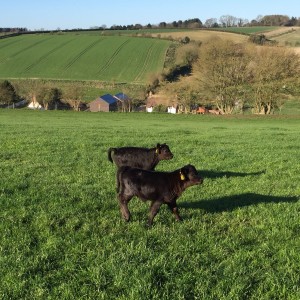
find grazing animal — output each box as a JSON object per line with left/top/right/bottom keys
{"left": 196, "top": 107, "right": 208, "bottom": 114}
{"left": 108, "top": 143, "right": 173, "bottom": 170}
{"left": 117, "top": 164, "right": 203, "bottom": 226}
{"left": 208, "top": 109, "right": 221, "bottom": 115}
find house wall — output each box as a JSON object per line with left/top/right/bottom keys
{"left": 90, "top": 99, "right": 109, "bottom": 112}
{"left": 167, "top": 106, "right": 177, "bottom": 114}
{"left": 146, "top": 106, "right": 153, "bottom": 113}
{"left": 109, "top": 102, "right": 118, "bottom": 112}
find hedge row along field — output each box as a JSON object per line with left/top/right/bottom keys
{"left": 1, "top": 110, "right": 300, "bottom": 299}
{"left": 0, "top": 34, "right": 171, "bottom": 83}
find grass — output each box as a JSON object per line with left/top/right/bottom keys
{"left": 0, "top": 110, "right": 300, "bottom": 299}
{"left": 210, "top": 26, "right": 280, "bottom": 35}
{"left": 269, "top": 27, "right": 300, "bottom": 47}
{"left": 150, "top": 29, "right": 249, "bottom": 43}
{"left": 0, "top": 34, "right": 170, "bottom": 83}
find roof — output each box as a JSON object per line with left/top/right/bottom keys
{"left": 114, "top": 93, "right": 129, "bottom": 101}
{"left": 100, "top": 94, "right": 117, "bottom": 105}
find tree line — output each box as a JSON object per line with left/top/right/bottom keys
{"left": 1, "top": 37, "right": 300, "bottom": 115}
{"left": 96, "top": 15, "right": 300, "bottom": 30}
{"left": 97, "top": 14, "right": 300, "bottom": 30}
{"left": 0, "top": 79, "right": 147, "bottom": 112}
{"left": 156, "top": 38, "right": 300, "bottom": 114}
{"left": 2, "top": 14, "right": 300, "bottom": 34}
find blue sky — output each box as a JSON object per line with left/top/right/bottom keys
{"left": 2, "top": 0, "right": 299, "bottom": 30}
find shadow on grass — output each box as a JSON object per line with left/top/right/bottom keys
{"left": 180, "top": 193, "right": 299, "bottom": 213}
{"left": 199, "top": 169, "right": 266, "bottom": 179}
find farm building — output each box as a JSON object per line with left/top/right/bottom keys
{"left": 89, "top": 94, "right": 118, "bottom": 112}
{"left": 28, "top": 100, "right": 43, "bottom": 110}
{"left": 146, "top": 93, "right": 176, "bottom": 113}
{"left": 146, "top": 106, "right": 153, "bottom": 113}
{"left": 114, "top": 93, "right": 131, "bottom": 112}
{"left": 114, "top": 93, "right": 129, "bottom": 102}
{"left": 167, "top": 105, "right": 178, "bottom": 114}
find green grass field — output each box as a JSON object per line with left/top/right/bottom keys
{"left": 210, "top": 26, "right": 280, "bottom": 35}
{"left": 1, "top": 110, "right": 300, "bottom": 299}
{"left": 0, "top": 34, "right": 170, "bottom": 83}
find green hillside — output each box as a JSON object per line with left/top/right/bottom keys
{"left": 0, "top": 33, "right": 171, "bottom": 83}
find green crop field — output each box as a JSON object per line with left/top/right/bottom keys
{"left": 0, "top": 33, "right": 171, "bottom": 83}
{"left": 210, "top": 26, "right": 280, "bottom": 35}
{"left": 1, "top": 109, "right": 300, "bottom": 299}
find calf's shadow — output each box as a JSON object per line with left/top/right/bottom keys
{"left": 200, "top": 169, "right": 266, "bottom": 179}
{"left": 180, "top": 193, "right": 299, "bottom": 213}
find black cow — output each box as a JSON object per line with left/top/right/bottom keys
{"left": 108, "top": 143, "right": 173, "bottom": 170}
{"left": 117, "top": 164, "right": 203, "bottom": 226}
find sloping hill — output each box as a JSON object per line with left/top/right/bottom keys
{"left": 0, "top": 33, "right": 171, "bottom": 83}
{"left": 267, "top": 27, "right": 300, "bottom": 47}
{"left": 150, "top": 29, "right": 249, "bottom": 43}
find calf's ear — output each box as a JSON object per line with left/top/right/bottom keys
{"left": 156, "top": 143, "right": 161, "bottom": 154}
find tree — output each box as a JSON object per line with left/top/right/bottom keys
{"left": 248, "top": 46, "right": 300, "bottom": 114}
{"left": 219, "top": 15, "right": 237, "bottom": 27}
{"left": 0, "top": 80, "right": 19, "bottom": 106}
{"left": 62, "top": 84, "right": 84, "bottom": 111}
{"left": 121, "top": 86, "right": 146, "bottom": 112}
{"left": 163, "top": 77, "right": 200, "bottom": 113}
{"left": 38, "top": 86, "right": 62, "bottom": 110}
{"left": 260, "top": 15, "right": 290, "bottom": 26}
{"left": 204, "top": 18, "right": 218, "bottom": 28}
{"left": 194, "top": 39, "right": 253, "bottom": 114}
{"left": 193, "top": 39, "right": 300, "bottom": 114}
{"left": 15, "top": 79, "right": 43, "bottom": 108}
{"left": 175, "top": 43, "right": 199, "bottom": 66}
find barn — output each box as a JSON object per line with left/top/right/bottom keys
{"left": 114, "top": 92, "right": 129, "bottom": 102}
{"left": 89, "top": 94, "right": 118, "bottom": 112}
{"left": 114, "top": 92, "right": 131, "bottom": 112}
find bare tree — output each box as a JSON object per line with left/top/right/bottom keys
{"left": 194, "top": 39, "right": 252, "bottom": 114}
{"left": 219, "top": 15, "right": 237, "bottom": 27}
{"left": 204, "top": 18, "right": 218, "bottom": 28}
{"left": 62, "top": 84, "right": 84, "bottom": 111}
{"left": 15, "top": 79, "right": 43, "bottom": 107}
{"left": 38, "top": 85, "right": 62, "bottom": 110}
{"left": 249, "top": 47, "right": 300, "bottom": 114}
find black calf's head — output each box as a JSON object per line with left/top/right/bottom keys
{"left": 156, "top": 143, "right": 173, "bottom": 160}
{"left": 180, "top": 164, "right": 203, "bottom": 186}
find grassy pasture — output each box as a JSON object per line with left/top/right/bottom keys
{"left": 211, "top": 26, "right": 280, "bottom": 35}
{"left": 268, "top": 27, "right": 300, "bottom": 47}
{"left": 0, "top": 110, "right": 300, "bottom": 299}
{"left": 150, "top": 29, "right": 249, "bottom": 43}
{"left": 0, "top": 34, "right": 170, "bottom": 83}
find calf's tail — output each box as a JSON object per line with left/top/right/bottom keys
{"left": 116, "top": 166, "right": 130, "bottom": 193}
{"left": 107, "top": 148, "right": 115, "bottom": 163}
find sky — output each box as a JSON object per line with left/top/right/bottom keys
{"left": 2, "top": 0, "right": 299, "bottom": 31}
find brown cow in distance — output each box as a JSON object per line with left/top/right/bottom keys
{"left": 117, "top": 164, "right": 203, "bottom": 226}
{"left": 196, "top": 107, "right": 208, "bottom": 114}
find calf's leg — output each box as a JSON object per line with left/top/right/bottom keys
{"left": 118, "top": 194, "right": 132, "bottom": 222}
{"left": 167, "top": 202, "right": 182, "bottom": 222}
{"left": 148, "top": 200, "right": 162, "bottom": 226}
